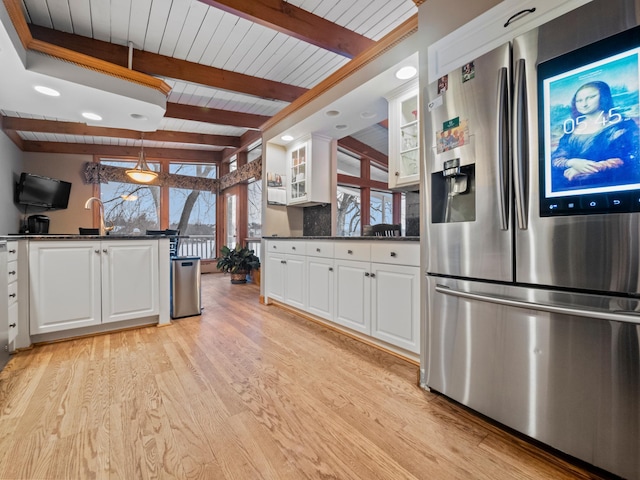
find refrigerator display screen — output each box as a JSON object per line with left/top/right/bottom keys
{"left": 538, "top": 25, "right": 640, "bottom": 216}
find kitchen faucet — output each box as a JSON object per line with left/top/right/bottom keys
{"left": 84, "top": 197, "right": 108, "bottom": 235}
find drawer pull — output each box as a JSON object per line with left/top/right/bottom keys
{"left": 95, "top": 250, "right": 100, "bottom": 254}
{"left": 9, "top": 323, "right": 16, "bottom": 328}
{"left": 9, "top": 293, "right": 16, "bottom": 298}
{"left": 281, "top": 260, "right": 286, "bottom": 264}
{"left": 328, "top": 267, "right": 333, "bottom": 272}
{"left": 371, "top": 273, "right": 376, "bottom": 278}
{"left": 291, "top": 246, "right": 296, "bottom": 250}
{"left": 272, "top": 245, "right": 277, "bottom": 249}
{"left": 103, "top": 249, "right": 108, "bottom": 254}
{"left": 347, "top": 249, "right": 353, "bottom": 255}
{"left": 8, "top": 271, "right": 16, "bottom": 275}
{"left": 390, "top": 252, "right": 397, "bottom": 257}
{"left": 316, "top": 248, "right": 320, "bottom": 252}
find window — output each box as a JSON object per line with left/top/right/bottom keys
{"left": 100, "top": 160, "right": 160, "bottom": 234}
{"left": 247, "top": 140, "right": 262, "bottom": 163}
{"left": 370, "top": 190, "right": 393, "bottom": 224}
{"left": 228, "top": 155, "right": 237, "bottom": 172}
{"left": 337, "top": 185, "right": 361, "bottom": 236}
{"left": 247, "top": 178, "right": 262, "bottom": 238}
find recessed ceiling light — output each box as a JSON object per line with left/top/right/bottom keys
{"left": 281, "top": 134, "right": 294, "bottom": 142}
{"left": 335, "top": 124, "right": 348, "bottom": 130}
{"left": 395, "top": 66, "right": 417, "bottom": 80}
{"left": 82, "top": 112, "right": 102, "bottom": 121}
{"left": 360, "top": 111, "right": 376, "bottom": 119}
{"left": 34, "top": 85, "right": 61, "bottom": 97}
{"left": 325, "top": 110, "right": 340, "bottom": 117}
{"left": 130, "top": 113, "right": 147, "bottom": 121}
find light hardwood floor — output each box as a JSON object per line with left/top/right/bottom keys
{"left": 0, "top": 274, "right": 611, "bottom": 479}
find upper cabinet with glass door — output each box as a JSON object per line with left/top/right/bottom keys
{"left": 286, "top": 134, "right": 334, "bottom": 206}
{"left": 386, "top": 81, "right": 419, "bottom": 189}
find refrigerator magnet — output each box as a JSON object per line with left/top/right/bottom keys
{"left": 462, "top": 61, "right": 475, "bottom": 82}
{"left": 437, "top": 75, "right": 448, "bottom": 94}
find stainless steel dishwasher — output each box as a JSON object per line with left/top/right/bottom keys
{"left": 170, "top": 256, "right": 201, "bottom": 319}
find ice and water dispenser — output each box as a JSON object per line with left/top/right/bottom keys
{"left": 431, "top": 157, "right": 476, "bottom": 223}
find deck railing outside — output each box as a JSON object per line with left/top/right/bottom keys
{"left": 177, "top": 235, "right": 216, "bottom": 260}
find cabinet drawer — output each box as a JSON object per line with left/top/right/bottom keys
{"left": 8, "top": 281, "right": 18, "bottom": 306}
{"left": 266, "top": 240, "right": 306, "bottom": 255}
{"left": 334, "top": 242, "right": 370, "bottom": 262}
{"left": 7, "top": 242, "right": 18, "bottom": 262}
{"left": 306, "top": 241, "right": 334, "bottom": 258}
{"left": 7, "top": 260, "right": 18, "bottom": 283}
{"left": 371, "top": 242, "right": 419, "bottom": 266}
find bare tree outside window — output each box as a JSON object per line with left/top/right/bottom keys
{"left": 247, "top": 179, "right": 262, "bottom": 238}
{"left": 337, "top": 185, "right": 361, "bottom": 236}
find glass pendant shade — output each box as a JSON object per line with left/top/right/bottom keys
{"left": 126, "top": 138, "right": 158, "bottom": 183}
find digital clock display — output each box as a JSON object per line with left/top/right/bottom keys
{"left": 539, "top": 25, "right": 640, "bottom": 217}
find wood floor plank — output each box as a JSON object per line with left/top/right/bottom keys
{"left": 0, "top": 274, "right": 610, "bottom": 480}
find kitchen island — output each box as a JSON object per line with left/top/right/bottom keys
{"left": 262, "top": 236, "right": 420, "bottom": 362}
{"left": 2, "top": 235, "right": 173, "bottom": 350}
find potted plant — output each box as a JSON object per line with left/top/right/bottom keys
{"left": 216, "top": 244, "right": 261, "bottom": 284}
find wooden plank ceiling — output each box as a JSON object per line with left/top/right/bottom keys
{"left": 0, "top": 0, "right": 418, "bottom": 164}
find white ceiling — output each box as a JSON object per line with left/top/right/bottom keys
{"left": 0, "top": 0, "right": 418, "bottom": 158}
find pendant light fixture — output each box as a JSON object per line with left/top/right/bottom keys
{"left": 126, "top": 133, "right": 158, "bottom": 183}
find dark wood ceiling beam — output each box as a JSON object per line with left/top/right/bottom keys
{"left": 21, "top": 141, "right": 221, "bottom": 162}
{"left": 338, "top": 136, "right": 388, "bottom": 168}
{"left": 197, "top": 0, "right": 374, "bottom": 58}
{"left": 165, "top": 103, "right": 268, "bottom": 130}
{"left": 1, "top": 117, "right": 241, "bottom": 147}
{"left": 29, "top": 25, "right": 306, "bottom": 103}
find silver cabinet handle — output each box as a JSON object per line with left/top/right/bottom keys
{"left": 102, "top": 249, "right": 108, "bottom": 253}
{"left": 95, "top": 250, "right": 100, "bottom": 254}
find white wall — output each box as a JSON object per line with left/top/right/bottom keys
{"left": 0, "top": 130, "right": 23, "bottom": 235}
{"left": 22, "top": 152, "right": 94, "bottom": 234}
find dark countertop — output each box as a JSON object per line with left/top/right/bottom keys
{"left": 0, "top": 235, "right": 182, "bottom": 240}
{"left": 262, "top": 236, "right": 419, "bottom": 242}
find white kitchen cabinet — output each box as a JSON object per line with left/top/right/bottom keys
{"left": 286, "top": 134, "right": 334, "bottom": 206}
{"left": 386, "top": 81, "right": 420, "bottom": 189}
{"left": 264, "top": 240, "right": 306, "bottom": 310}
{"left": 306, "top": 241, "right": 335, "bottom": 321}
{"left": 427, "top": 0, "right": 592, "bottom": 83}
{"left": 6, "top": 241, "right": 18, "bottom": 345}
{"left": 101, "top": 241, "right": 159, "bottom": 323}
{"left": 370, "top": 263, "right": 420, "bottom": 353}
{"left": 334, "top": 258, "right": 371, "bottom": 335}
{"left": 29, "top": 240, "right": 159, "bottom": 335}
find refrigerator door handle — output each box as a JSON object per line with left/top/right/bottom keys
{"left": 497, "top": 66, "right": 509, "bottom": 231}
{"left": 435, "top": 284, "right": 640, "bottom": 325}
{"left": 512, "top": 58, "right": 528, "bottom": 230}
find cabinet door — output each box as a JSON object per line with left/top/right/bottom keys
{"left": 371, "top": 263, "right": 420, "bottom": 353}
{"left": 284, "top": 254, "right": 306, "bottom": 310}
{"left": 334, "top": 259, "right": 370, "bottom": 334}
{"left": 29, "top": 241, "right": 102, "bottom": 334}
{"left": 287, "top": 141, "right": 308, "bottom": 204}
{"left": 265, "top": 252, "right": 286, "bottom": 302}
{"left": 306, "top": 256, "right": 334, "bottom": 321}
{"left": 388, "top": 83, "right": 420, "bottom": 189}
{"left": 102, "top": 241, "right": 159, "bottom": 323}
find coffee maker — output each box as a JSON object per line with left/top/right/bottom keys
{"left": 27, "top": 215, "right": 50, "bottom": 234}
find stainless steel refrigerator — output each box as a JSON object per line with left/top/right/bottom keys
{"left": 423, "top": 1, "right": 640, "bottom": 478}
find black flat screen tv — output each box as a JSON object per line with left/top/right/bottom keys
{"left": 15, "top": 172, "right": 72, "bottom": 209}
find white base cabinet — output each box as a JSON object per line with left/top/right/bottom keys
{"left": 30, "top": 240, "right": 159, "bottom": 335}
{"left": 265, "top": 239, "right": 420, "bottom": 354}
